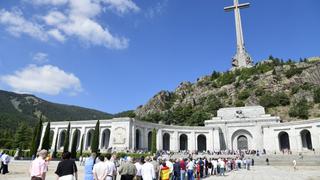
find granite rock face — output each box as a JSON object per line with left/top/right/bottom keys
{"left": 135, "top": 58, "right": 320, "bottom": 121}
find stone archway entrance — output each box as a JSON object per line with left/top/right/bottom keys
{"left": 301, "top": 129, "right": 312, "bottom": 150}
{"left": 135, "top": 129, "right": 141, "bottom": 150}
{"left": 58, "top": 130, "right": 66, "bottom": 149}
{"left": 180, "top": 134, "right": 188, "bottom": 151}
{"left": 163, "top": 133, "right": 170, "bottom": 151}
{"left": 237, "top": 135, "right": 248, "bottom": 150}
{"left": 231, "top": 129, "right": 253, "bottom": 151}
{"left": 101, "top": 129, "right": 111, "bottom": 149}
{"left": 278, "top": 131, "right": 290, "bottom": 151}
{"left": 197, "top": 134, "right": 207, "bottom": 152}
{"left": 86, "top": 129, "right": 94, "bottom": 150}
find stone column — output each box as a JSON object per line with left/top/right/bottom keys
{"left": 172, "top": 131, "right": 179, "bottom": 152}
{"left": 157, "top": 129, "right": 162, "bottom": 150}
{"left": 207, "top": 129, "right": 214, "bottom": 151}
{"left": 131, "top": 124, "right": 136, "bottom": 150}
{"left": 213, "top": 128, "right": 220, "bottom": 151}
{"left": 38, "top": 124, "right": 46, "bottom": 150}
{"left": 189, "top": 131, "right": 196, "bottom": 151}
{"left": 99, "top": 128, "right": 105, "bottom": 150}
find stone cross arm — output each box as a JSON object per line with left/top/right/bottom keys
{"left": 224, "top": 2, "right": 250, "bottom": 12}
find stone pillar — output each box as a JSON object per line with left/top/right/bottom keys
{"left": 213, "top": 128, "right": 220, "bottom": 151}
{"left": 207, "top": 129, "right": 214, "bottom": 151}
{"left": 99, "top": 128, "right": 105, "bottom": 150}
{"left": 131, "top": 124, "right": 136, "bottom": 150}
{"left": 157, "top": 129, "right": 162, "bottom": 150}
{"left": 189, "top": 131, "right": 196, "bottom": 151}
{"left": 172, "top": 131, "right": 179, "bottom": 152}
{"left": 78, "top": 126, "right": 85, "bottom": 151}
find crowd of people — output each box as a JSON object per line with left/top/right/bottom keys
{"left": 28, "top": 149, "right": 256, "bottom": 180}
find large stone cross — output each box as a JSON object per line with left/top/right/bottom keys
{"left": 224, "top": 0, "right": 253, "bottom": 69}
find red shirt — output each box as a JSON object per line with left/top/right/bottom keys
{"left": 180, "top": 160, "right": 186, "bottom": 170}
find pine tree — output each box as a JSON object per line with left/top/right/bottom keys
{"left": 79, "top": 134, "right": 84, "bottom": 157}
{"left": 151, "top": 128, "right": 157, "bottom": 154}
{"left": 30, "top": 115, "right": 43, "bottom": 157}
{"left": 91, "top": 120, "right": 100, "bottom": 153}
{"left": 63, "top": 122, "right": 71, "bottom": 152}
{"left": 71, "top": 129, "right": 79, "bottom": 159}
{"left": 41, "top": 121, "right": 51, "bottom": 150}
{"left": 14, "top": 123, "right": 32, "bottom": 151}
{"left": 52, "top": 134, "right": 58, "bottom": 158}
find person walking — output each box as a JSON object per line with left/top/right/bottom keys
{"left": 118, "top": 156, "right": 137, "bottom": 180}
{"left": 93, "top": 155, "right": 107, "bottom": 180}
{"left": 0, "top": 151, "right": 10, "bottom": 175}
{"left": 105, "top": 154, "right": 116, "bottom": 180}
{"left": 293, "top": 159, "right": 297, "bottom": 171}
{"left": 84, "top": 153, "right": 96, "bottom": 180}
{"left": 55, "top": 151, "right": 78, "bottom": 180}
{"left": 141, "top": 157, "right": 155, "bottom": 180}
{"left": 29, "top": 149, "right": 48, "bottom": 180}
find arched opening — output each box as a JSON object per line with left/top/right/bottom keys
{"left": 49, "top": 130, "right": 54, "bottom": 148}
{"left": 135, "top": 129, "right": 142, "bottom": 150}
{"left": 163, "top": 133, "right": 170, "bottom": 151}
{"left": 231, "top": 129, "right": 253, "bottom": 151}
{"left": 278, "top": 131, "right": 290, "bottom": 151}
{"left": 72, "top": 129, "right": 81, "bottom": 149}
{"left": 147, "top": 131, "right": 152, "bottom": 151}
{"left": 58, "top": 130, "right": 66, "bottom": 149}
{"left": 237, "top": 135, "right": 248, "bottom": 150}
{"left": 300, "top": 129, "right": 313, "bottom": 150}
{"left": 86, "top": 129, "right": 94, "bottom": 150}
{"left": 197, "top": 134, "right": 207, "bottom": 152}
{"left": 180, "top": 134, "right": 188, "bottom": 151}
{"left": 101, "top": 129, "right": 111, "bottom": 149}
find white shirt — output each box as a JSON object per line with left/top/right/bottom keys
{"left": 1, "top": 154, "right": 9, "bottom": 165}
{"left": 213, "top": 160, "right": 217, "bottom": 168}
{"left": 186, "top": 161, "right": 194, "bottom": 170}
{"left": 166, "top": 161, "right": 173, "bottom": 173}
{"left": 141, "top": 162, "right": 155, "bottom": 180}
{"left": 105, "top": 160, "right": 116, "bottom": 176}
{"left": 134, "top": 162, "right": 143, "bottom": 176}
{"left": 93, "top": 162, "right": 107, "bottom": 180}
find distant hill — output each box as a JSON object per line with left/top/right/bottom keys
{"left": 135, "top": 57, "right": 320, "bottom": 125}
{"left": 0, "top": 90, "right": 113, "bottom": 132}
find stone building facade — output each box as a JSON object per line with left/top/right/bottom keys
{"left": 40, "top": 106, "right": 320, "bottom": 153}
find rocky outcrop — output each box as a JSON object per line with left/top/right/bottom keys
{"left": 135, "top": 58, "right": 320, "bottom": 121}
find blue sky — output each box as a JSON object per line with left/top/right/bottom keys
{"left": 0, "top": 0, "right": 319, "bottom": 114}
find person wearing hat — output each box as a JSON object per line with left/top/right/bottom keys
{"left": 29, "top": 149, "right": 48, "bottom": 180}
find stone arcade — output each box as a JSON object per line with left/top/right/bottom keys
{"left": 40, "top": 106, "right": 320, "bottom": 153}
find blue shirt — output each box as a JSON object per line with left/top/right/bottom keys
{"left": 84, "top": 157, "right": 95, "bottom": 180}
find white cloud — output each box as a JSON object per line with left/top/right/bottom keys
{"left": 145, "top": 0, "right": 168, "bottom": 19}
{"left": 48, "top": 29, "right": 66, "bottom": 42}
{"left": 103, "top": 0, "right": 140, "bottom": 14}
{"left": 0, "top": 9, "right": 48, "bottom": 41}
{"left": 0, "top": 0, "right": 139, "bottom": 49}
{"left": 30, "top": 0, "right": 68, "bottom": 6}
{"left": 1, "top": 64, "right": 82, "bottom": 95}
{"left": 33, "top": 52, "right": 49, "bottom": 63}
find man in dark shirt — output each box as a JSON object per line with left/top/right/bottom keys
{"left": 173, "top": 159, "right": 180, "bottom": 180}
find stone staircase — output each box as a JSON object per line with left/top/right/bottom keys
{"left": 246, "top": 154, "right": 320, "bottom": 166}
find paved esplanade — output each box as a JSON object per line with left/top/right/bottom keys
{"left": 4, "top": 161, "right": 320, "bottom": 180}
{"left": 224, "top": 0, "right": 253, "bottom": 68}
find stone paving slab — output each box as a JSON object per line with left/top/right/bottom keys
{"left": 1, "top": 160, "right": 320, "bottom": 180}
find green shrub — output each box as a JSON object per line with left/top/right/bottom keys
{"left": 289, "top": 98, "right": 310, "bottom": 119}
{"left": 216, "top": 71, "right": 236, "bottom": 86}
{"left": 255, "top": 88, "right": 265, "bottom": 96}
{"left": 285, "top": 66, "right": 304, "bottom": 78}
{"left": 274, "top": 92, "right": 290, "bottom": 106}
{"left": 314, "top": 87, "right": 320, "bottom": 103}
{"left": 238, "top": 89, "right": 251, "bottom": 100}
{"left": 235, "top": 100, "right": 245, "bottom": 107}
